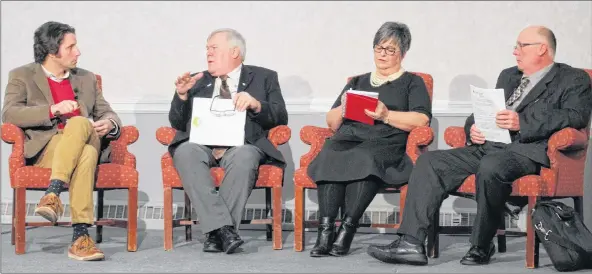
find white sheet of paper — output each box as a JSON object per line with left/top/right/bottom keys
{"left": 347, "top": 90, "right": 379, "bottom": 98}
{"left": 189, "top": 97, "right": 246, "bottom": 147}
{"left": 470, "top": 85, "right": 512, "bottom": 144}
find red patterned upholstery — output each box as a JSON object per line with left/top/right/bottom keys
{"left": 2, "top": 74, "right": 140, "bottom": 255}
{"left": 441, "top": 68, "right": 592, "bottom": 268}
{"left": 293, "top": 72, "right": 435, "bottom": 252}
{"left": 158, "top": 125, "right": 291, "bottom": 251}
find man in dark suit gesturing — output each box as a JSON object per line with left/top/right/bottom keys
{"left": 168, "top": 28, "right": 288, "bottom": 254}
{"left": 367, "top": 26, "right": 592, "bottom": 266}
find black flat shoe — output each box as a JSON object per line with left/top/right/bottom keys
{"left": 367, "top": 237, "right": 428, "bottom": 265}
{"left": 460, "top": 242, "right": 496, "bottom": 265}
{"left": 203, "top": 232, "right": 223, "bottom": 253}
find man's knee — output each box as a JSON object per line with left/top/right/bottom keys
{"left": 477, "top": 155, "right": 509, "bottom": 182}
{"left": 79, "top": 145, "right": 99, "bottom": 162}
{"left": 64, "top": 116, "right": 93, "bottom": 134}
{"left": 173, "top": 142, "right": 211, "bottom": 166}
{"left": 415, "top": 150, "right": 444, "bottom": 169}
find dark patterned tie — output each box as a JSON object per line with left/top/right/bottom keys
{"left": 220, "top": 76, "right": 231, "bottom": 99}
{"left": 506, "top": 77, "right": 530, "bottom": 106}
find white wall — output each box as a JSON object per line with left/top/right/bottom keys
{"left": 1, "top": 1, "right": 591, "bottom": 229}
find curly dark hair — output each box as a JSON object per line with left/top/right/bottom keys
{"left": 33, "top": 21, "right": 76, "bottom": 63}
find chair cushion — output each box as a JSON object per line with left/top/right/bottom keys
{"left": 163, "top": 165, "right": 283, "bottom": 189}
{"left": 12, "top": 163, "right": 138, "bottom": 189}
{"left": 456, "top": 174, "right": 546, "bottom": 196}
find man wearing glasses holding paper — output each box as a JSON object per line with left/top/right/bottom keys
{"left": 367, "top": 25, "right": 591, "bottom": 266}
{"left": 168, "top": 28, "right": 288, "bottom": 254}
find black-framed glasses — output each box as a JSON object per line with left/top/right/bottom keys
{"left": 209, "top": 95, "right": 236, "bottom": 117}
{"left": 373, "top": 45, "right": 397, "bottom": 56}
{"left": 514, "top": 42, "right": 542, "bottom": 50}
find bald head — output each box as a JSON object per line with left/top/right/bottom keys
{"left": 520, "top": 26, "right": 556, "bottom": 58}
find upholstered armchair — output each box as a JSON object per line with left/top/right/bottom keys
{"left": 435, "top": 69, "right": 592, "bottom": 268}
{"left": 156, "top": 125, "right": 291, "bottom": 251}
{"left": 293, "top": 72, "right": 434, "bottom": 252}
{"left": 3, "top": 74, "right": 140, "bottom": 254}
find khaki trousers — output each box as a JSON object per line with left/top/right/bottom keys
{"left": 34, "top": 116, "right": 100, "bottom": 224}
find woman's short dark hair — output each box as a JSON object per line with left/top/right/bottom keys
{"left": 373, "top": 22, "right": 412, "bottom": 57}
{"left": 34, "top": 21, "right": 76, "bottom": 63}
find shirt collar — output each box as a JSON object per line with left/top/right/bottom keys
{"left": 41, "top": 65, "right": 70, "bottom": 82}
{"left": 226, "top": 64, "right": 242, "bottom": 82}
{"left": 524, "top": 62, "right": 554, "bottom": 81}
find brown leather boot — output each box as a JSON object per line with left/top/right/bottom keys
{"left": 68, "top": 235, "right": 105, "bottom": 261}
{"left": 34, "top": 193, "right": 64, "bottom": 223}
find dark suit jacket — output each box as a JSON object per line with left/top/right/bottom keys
{"left": 1, "top": 62, "right": 122, "bottom": 163}
{"left": 168, "top": 65, "right": 288, "bottom": 166}
{"left": 464, "top": 63, "right": 592, "bottom": 167}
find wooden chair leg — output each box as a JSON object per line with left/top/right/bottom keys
{"left": 96, "top": 190, "right": 104, "bottom": 243}
{"left": 127, "top": 187, "right": 138, "bottom": 252}
{"left": 272, "top": 186, "right": 283, "bottom": 250}
{"left": 427, "top": 210, "right": 439, "bottom": 258}
{"left": 294, "top": 186, "right": 305, "bottom": 252}
{"left": 14, "top": 188, "right": 26, "bottom": 254}
{"left": 265, "top": 188, "right": 272, "bottom": 241}
{"left": 184, "top": 192, "right": 192, "bottom": 242}
{"left": 573, "top": 196, "right": 583, "bottom": 221}
{"left": 497, "top": 214, "right": 507, "bottom": 253}
{"left": 164, "top": 187, "right": 174, "bottom": 251}
{"left": 526, "top": 196, "right": 540, "bottom": 269}
{"left": 398, "top": 186, "right": 408, "bottom": 225}
{"left": 11, "top": 189, "right": 16, "bottom": 246}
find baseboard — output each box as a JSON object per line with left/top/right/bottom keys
{"left": 108, "top": 98, "right": 473, "bottom": 116}
{"left": 1, "top": 201, "right": 524, "bottom": 232}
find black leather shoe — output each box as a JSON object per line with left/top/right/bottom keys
{"left": 460, "top": 242, "right": 496, "bottom": 265}
{"left": 329, "top": 217, "right": 357, "bottom": 257}
{"left": 203, "top": 232, "right": 223, "bottom": 253}
{"left": 367, "top": 237, "right": 428, "bottom": 265}
{"left": 217, "top": 225, "right": 244, "bottom": 254}
{"left": 310, "top": 217, "right": 336, "bottom": 257}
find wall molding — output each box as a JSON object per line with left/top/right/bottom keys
{"left": 109, "top": 98, "right": 473, "bottom": 116}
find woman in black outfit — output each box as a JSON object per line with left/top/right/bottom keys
{"left": 307, "top": 21, "right": 432, "bottom": 257}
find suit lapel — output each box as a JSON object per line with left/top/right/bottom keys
{"left": 201, "top": 73, "right": 216, "bottom": 98}
{"left": 33, "top": 64, "right": 54, "bottom": 104}
{"left": 238, "top": 65, "right": 254, "bottom": 92}
{"left": 505, "top": 73, "right": 522, "bottom": 101}
{"left": 68, "top": 70, "right": 89, "bottom": 117}
{"left": 515, "top": 64, "right": 558, "bottom": 112}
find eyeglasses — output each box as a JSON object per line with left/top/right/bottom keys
{"left": 373, "top": 45, "right": 398, "bottom": 56}
{"left": 514, "top": 42, "right": 542, "bottom": 50}
{"left": 210, "top": 95, "right": 236, "bottom": 117}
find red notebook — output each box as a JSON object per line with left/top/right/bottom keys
{"left": 342, "top": 90, "right": 379, "bottom": 125}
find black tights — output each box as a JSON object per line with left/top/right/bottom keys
{"left": 317, "top": 179, "right": 381, "bottom": 224}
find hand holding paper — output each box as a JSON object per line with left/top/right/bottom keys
{"left": 470, "top": 85, "right": 512, "bottom": 144}
{"left": 496, "top": 109, "right": 520, "bottom": 131}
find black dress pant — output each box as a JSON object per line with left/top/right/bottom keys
{"left": 397, "top": 142, "right": 540, "bottom": 248}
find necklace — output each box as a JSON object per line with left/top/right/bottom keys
{"left": 370, "top": 68, "right": 405, "bottom": 87}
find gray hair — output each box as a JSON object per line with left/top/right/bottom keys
{"left": 208, "top": 28, "right": 247, "bottom": 62}
{"left": 373, "top": 22, "right": 412, "bottom": 57}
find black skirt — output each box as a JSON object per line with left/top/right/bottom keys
{"left": 307, "top": 122, "right": 413, "bottom": 186}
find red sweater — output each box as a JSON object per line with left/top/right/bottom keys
{"left": 47, "top": 78, "right": 81, "bottom": 129}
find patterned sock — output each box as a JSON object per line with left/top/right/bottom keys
{"left": 72, "top": 223, "right": 90, "bottom": 242}
{"left": 45, "top": 180, "right": 65, "bottom": 196}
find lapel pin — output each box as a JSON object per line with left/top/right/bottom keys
{"left": 206, "top": 83, "right": 212, "bottom": 87}
{"left": 241, "top": 83, "right": 246, "bottom": 86}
